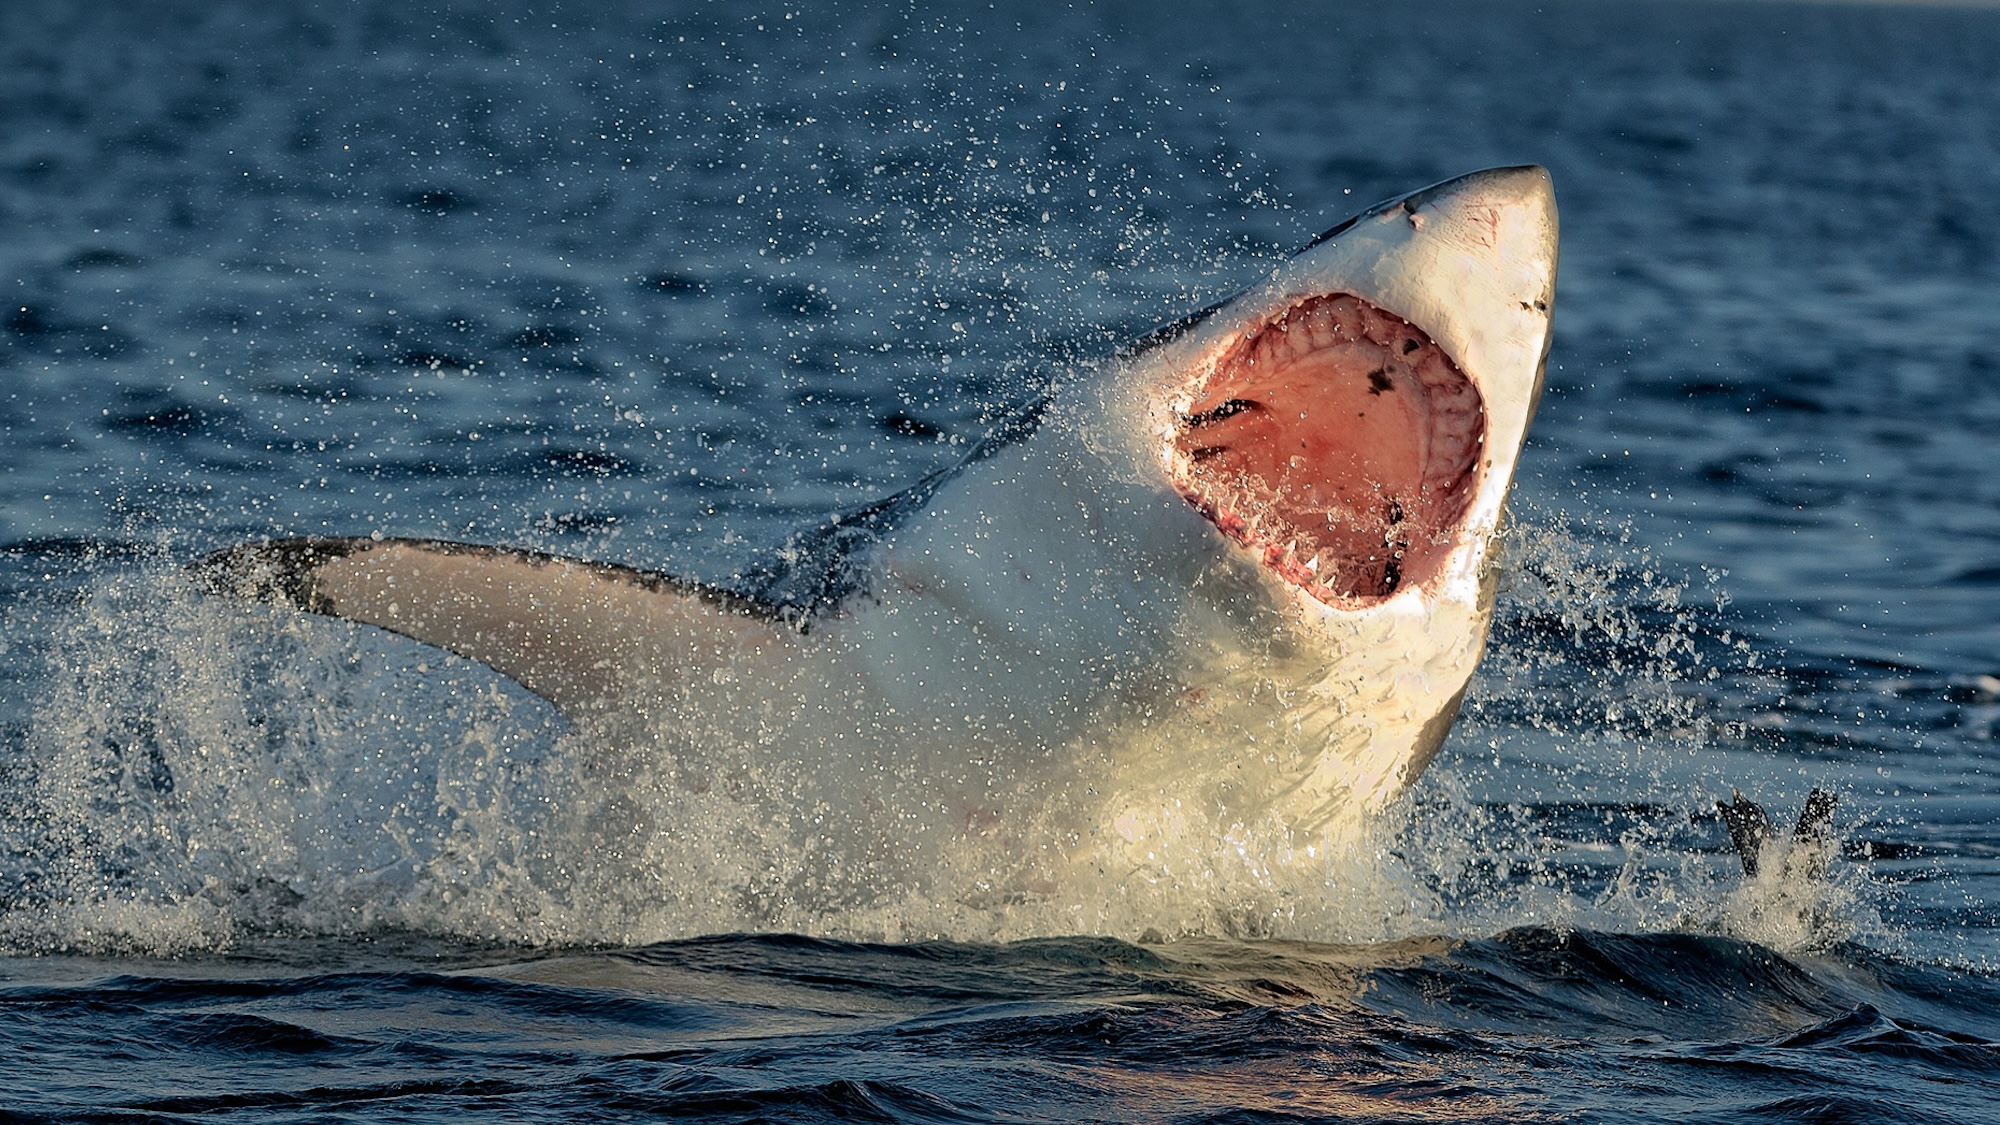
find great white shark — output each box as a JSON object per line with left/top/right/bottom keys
{"left": 200, "top": 166, "right": 1558, "bottom": 901}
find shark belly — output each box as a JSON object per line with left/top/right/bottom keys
{"left": 798, "top": 412, "right": 1495, "bottom": 884}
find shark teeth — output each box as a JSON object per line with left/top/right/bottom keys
{"left": 1167, "top": 292, "right": 1484, "bottom": 606}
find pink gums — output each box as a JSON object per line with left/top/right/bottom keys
{"left": 1171, "top": 294, "right": 1485, "bottom": 605}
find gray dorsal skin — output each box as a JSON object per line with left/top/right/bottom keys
{"left": 731, "top": 394, "right": 1053, "bottom": 620}
{"left": 200, "top": 167, "right": 1560, "bottom": 854}
{"left": 200, "top": 392, "right": 1053, "bottom": 637}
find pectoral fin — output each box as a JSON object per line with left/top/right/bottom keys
{"left": 197, "top": 536, "right": 793, "bottom": 717}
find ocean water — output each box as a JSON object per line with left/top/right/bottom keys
{"left": 2, "top": 0, "right": 1999, "bottom": 1119}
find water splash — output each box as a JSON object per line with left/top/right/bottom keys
{"left": 0, "top": 497, "right": 1894, "bottom": 957}
{"left": 1386, "top": 502, "right": 1890, "bottom": 955}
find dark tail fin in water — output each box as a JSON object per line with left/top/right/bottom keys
{"left": 1717, "top": 788, "right": 1836, "bottom": 878}
{"left": 1717, "top": 790, "right": 1775, "bottom": 877}
{"left": 1791, "top": 787, "right": 1838, "bottom": 880}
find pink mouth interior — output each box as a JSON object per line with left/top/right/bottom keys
{"left": 1170, "top": 293, "right": 1485, "bottom": 604}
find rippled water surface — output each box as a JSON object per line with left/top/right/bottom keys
{"left": 3, "top": 0, "right": 1999, "bottom": 1119}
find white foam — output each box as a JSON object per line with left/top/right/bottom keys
{"left": 0, "top": 508, "right": 1888, "bottom": 957}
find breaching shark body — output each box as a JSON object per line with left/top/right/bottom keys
{"left": 202, "top": 167, "right": 1559, "bottom": 917}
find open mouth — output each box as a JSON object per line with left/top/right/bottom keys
{"left": 1169, "top": 293, "right": 1485, "bottom": 605}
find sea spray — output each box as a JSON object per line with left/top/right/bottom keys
{"left": 0, "top": 503, "right": 1885, "bottom": 956}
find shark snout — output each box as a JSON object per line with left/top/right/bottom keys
{"left": 1402, "top": 164, "right": 1555, "bottom": 223}
{"left": 1348, "top": 165, "right": 1559, "bottom": 526}
{"left": 1154, "top": 166, "right": 1559, "bottom": 608}
{"left": 1398, "top": 165, "right": 1559, "bottom": 310}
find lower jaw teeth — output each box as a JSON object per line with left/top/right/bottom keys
{"left": 1182, "top": 472, "right": 1435, "bottom": 600}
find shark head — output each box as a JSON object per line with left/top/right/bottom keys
{"left": 1155, "top": 166, "right": 1555, "bottom": 613}
{"left": 1104, "top": 166, "right": 1559, "bottom": 812}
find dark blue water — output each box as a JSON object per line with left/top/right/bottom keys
{"left": 3, "top": 0, "right": 2000, "bottom": 1118}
